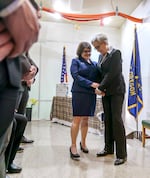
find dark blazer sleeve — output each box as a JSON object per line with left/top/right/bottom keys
{"left": 70, "top": 58, "right": 93, "bottom": 88}
{"left": 99, "top": 50, "right": 122, "bottom": 91}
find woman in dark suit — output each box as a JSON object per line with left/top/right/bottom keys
{"left": 70, "top": 42, "right": 100, "bottom": 159}
{"left": 91, "top": 34, "right": 127, "bottom": 165}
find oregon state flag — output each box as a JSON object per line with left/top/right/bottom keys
{"left": 60, "top": 46, "right": 68, "bottom": 83}
{"left": 128, "top": 27, "right": 143, "bottom": 119}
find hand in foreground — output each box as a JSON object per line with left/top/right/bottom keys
{"left": 0, "top": 21, "right": 14, "bottom": 61}
{"left": 95, "top": 88, "right": 105, "bottom": 96}
{"left": 3, "top": 0, "right": 40, "bottom": 58}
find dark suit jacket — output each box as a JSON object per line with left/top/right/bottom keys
{"left": 98, "top": 49, "right": 125, "bottom": 96}
{"left": 0, "top": 58, "right": 21, "bottom": 91}
{"left": 6, "top": 58, "right": 21, "bottom": 88}
{"left": 70, "top": 57, "right": 101, "bottom": 94}
{"left": 0, "top": 0, "right": 23, "bottom": 137}
{"left": 0, "top": 57, "right": 21, "bottom": 137}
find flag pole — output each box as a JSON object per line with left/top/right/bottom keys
{"left": 135, "top": 25, "right": 139, "bottom": 139}
{"left": 135, "top": 80, "right": 139, "bottom": 139}
{"left": 127, "top": 25, "right": 139, "bottom": 140}
{"left": 134, "top": 24, "right": 142, "bottom": 140}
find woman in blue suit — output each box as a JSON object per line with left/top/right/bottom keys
{"left": 70, "top": 42, "right": 100, "bottom": 159}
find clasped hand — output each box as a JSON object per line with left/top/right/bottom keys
{"left": 95, "top": 88, "right": 105, "bottom": 96}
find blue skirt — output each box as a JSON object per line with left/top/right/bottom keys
{"left": 72, "top": 92, "right": 96, "bottom": 116}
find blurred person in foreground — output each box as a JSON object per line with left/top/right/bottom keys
{"left": 5, "top": 52, "right": 39, "bottom": 174}
{"left": 5, "top": 0, "right": 40, "bottom": 174}
{"left": 0, "top": 0, "right": 40, "bottom": 177}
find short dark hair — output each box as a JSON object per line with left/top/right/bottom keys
{"left": 76, "top": 42, "right": 91, "bottom": 57}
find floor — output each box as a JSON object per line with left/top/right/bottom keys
{"left": 8, "top": 120, "right": 150, "bottom": 178}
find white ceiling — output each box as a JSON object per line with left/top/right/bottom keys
{"left": 37, "top": 0, "right": 143, "bottom": 28}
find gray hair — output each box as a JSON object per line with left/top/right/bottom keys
{"left": 91, "top": 34, "right": 108, "bottom": 44}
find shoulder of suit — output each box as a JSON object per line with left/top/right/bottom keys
{"left": 72, "top": 57, "right": 79, "bottom": 61}
{"left": 109, "top": 48, "right": 121, "bottom": 56}
{"left": 72, "top": 58, "right": 80, "bottom": 64}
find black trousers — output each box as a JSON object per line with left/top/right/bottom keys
{"left": 17, "top": 84, "right": 29, "bottom": 140}
{"left": 102, "top": 94, "right": 127, "bottom": 159}
{"left": 5, "top": 119, "right": 17, "bottom": 169}
{"left": 5, "top": 113, "right": 27, "bottom": 169}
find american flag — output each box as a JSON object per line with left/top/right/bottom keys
{"left": 60, "top": 46, "right": 68, "bottom": 83}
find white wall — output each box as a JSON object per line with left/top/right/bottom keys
{"left": 121, "top": 0, "right": 150, "bottom": 131}
{"left": 29, "top": 21, "right": 121, "bottom": 120}
{"left": 28, "top": 0, "right": 150, "bottom": 134}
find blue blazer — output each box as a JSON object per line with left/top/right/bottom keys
{"left": 70, "top": 57, "right": 101, "bottom": 94}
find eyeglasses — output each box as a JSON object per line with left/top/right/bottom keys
{"left": 94, "top": 42, "right": 104, "bottom": 50}
{"left": 83, "top": 50, "right": 91, "bottom": 53}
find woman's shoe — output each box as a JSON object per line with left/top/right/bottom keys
{"left": 80, "top": 142, "right": 89, "bottom": 153}
{"left": 70, "top": 147, "right": 80, "bottom": 159}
